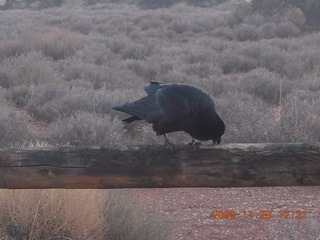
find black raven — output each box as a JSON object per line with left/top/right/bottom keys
{"left": 113, "top": 82, "right": 225, "bottom": 145}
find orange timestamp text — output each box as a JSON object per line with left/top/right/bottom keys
{"left": 211, "top": 210, "right": 307, "bottom": 220}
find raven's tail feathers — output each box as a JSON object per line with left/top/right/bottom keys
{"left": 122, "top": 115, "right": 140, "bottom": 123}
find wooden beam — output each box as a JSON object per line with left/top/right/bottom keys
{"left": 0, "top": 143, "right": 319, "bottom": 189}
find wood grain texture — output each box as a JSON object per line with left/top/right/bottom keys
{"left": 0, "top": 143, "right": 319, "bottom": 189}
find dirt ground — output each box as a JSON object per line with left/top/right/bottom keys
{"left": 130, "top": 187, "right": 320, "bottom": 240}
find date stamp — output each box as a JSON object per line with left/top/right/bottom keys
{"left": 211, "top": 210, "right": 307, "bottom": 220}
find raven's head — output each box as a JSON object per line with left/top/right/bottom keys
{"left": 211, "top": 116, "right": 225, "bottom": 144}
{"left": 186, "top": 113, "right": 225, "bottom": 143}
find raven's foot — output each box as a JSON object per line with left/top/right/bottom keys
{"left": 188, "top": 138, "right": 201, "bottom": 146}
{"left": 212, "top": 137, "right": 221, "bottom": 144}
{"left": 163, "top": 134, "right": 174, "bottom": 149}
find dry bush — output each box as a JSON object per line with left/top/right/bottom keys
{"left": 74, "top": 43, "right": 119, "bottom": 66}
{"left": 258, "top": 45, "right": 289, "bottom": 75}
{"left": 57, "top": 57, "right": 140, "bottom": 90}
{"left": 268, "top": 218, "right": 320, "bottom": 240}
{"left": 0, "top": 189, "right": 172, "bottom": 240}
{"left": 237, "top": 68, "right": 293, "bottom": 104}
{"left": 0, "top": 40, "right": 28, "bottom": 59}
{"left": 127, "top": 60, "right": 158, "bottom": 80}
{"left": 234, "top": 23, "right": 259, "bottom": 41}
{"left": 257, "top": 21, "right": 300, "bottom": 39}
{"left": 5, "top": 85, "right": 33, "bottom": 107}
{"left": 21, "top": 28, "right": 90, "bottom": 60}
{"left": 219, "top": 52, "right": 258, "bottom": 74}
{"left": 217, "top": 91, "right": 279, "bottom": 143}
{"left": 120, "top": 41, "right": 155, "bottom": 60}
{"left": 103, "top": 190, "right": 173, "bottom": 240}
{"left": 0, "top": 52, "right": 59, "bottom": 86}
{"left": 27, "top": 87, "right": 127, "bottom": 123}
{"left": 0, "top": 72, "right": 13, "bottom": 89}
{"left": 26, "top": 85, "right": 67, "bottom": 122}
{"left": 0, "top": 93, "right": 32, "bottom": 147}
{"left": 279, "top": 91, "right": 320, "bottom": 142}
{"left": 211, "top": 27, "right": 236, "bottom": 40}
{"left": 0, "top": 189, "right": 105, "bottom": 240}
{"left": 49, "top": 112, "right": 126, "bottom": 146}
{"left": 300, "top": 70, "right": 320, "bottom": 92}
{"left": 283, "top": 47, "right": 320, "bottom": 79}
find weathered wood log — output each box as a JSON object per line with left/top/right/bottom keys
{"left": 0, "top": 143, "right": 319, "bottom": 189}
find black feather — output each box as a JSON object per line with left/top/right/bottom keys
{"left": 113, "top": 82, "right": 225, "bottom": 144}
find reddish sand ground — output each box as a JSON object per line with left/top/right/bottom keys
{"left": 130, "top": 187, "right": 320, "bottom": 240}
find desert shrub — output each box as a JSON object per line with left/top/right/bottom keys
{"left": 75, "top": 43, "right": 119, "bottom": 66}
{"left": 257, "top": 21, "right": 301, "bottom": 39}
{"left": 21, "top": 28, "right": 90, "bottom": 60}
{"left": 168, "top": 17, "right": 191, "bottom": 34}
{"left": 40, "top": 0, "right": 64, "bottom": 8}
{"left": 0, "top": 189, "right": 105, "bottom": 240}
{"left": 27, "top": 87, "right": 120, "bottom": 123}
{"left": 158, "top": 71, "right": 191, "bottom": 85}
{"left": 279, "top": 91, "right": 320, "bottom": 142}
{"left": 0, "top": 52, "right": 59, "bottom": 86}
{"left": 302, "top": 32, "right": 320, "bottom": 48}
{"left": 256, "top": 38, "right": 320, "bottom": 79}
{"left": 268, "top": 218, "right": 320, "bottom": 240}
{"left": 184, "top": 45, "right": 216, "bottom": 64}
{"left": 251, "top": 0, "right": 288, "bottom": 16}
{"left": 84, "top": 0, "right": 131, "bottom": 5}
{"left": 103, "top": 190, "right": 172, "bottom": 240}
{"left": 126, "top": 54, "right": 175, "bottom": 80}
{"left": 235, "top": 24, "right": 259, "bottom": 41}
{"left": 26, "top": 85, "right": 67, "bottom": 122}
{"left": 300, "top": 70, "right": 320, "bottom": 92}
{"left": 0, "top": 94, "right": 32, "bottom": 147}
{"left": 0, "top": 40, "right": 27, "bottom": 59}
{"left": 56, "top": 58, "right": 84, "bottom": 81}
{"left": 284, "top": 48, "right": 320, "bottom": 79}
{"left": 185, "top": 63, "right": 211, "bottom": 78}
{"left": 0, "top": 189, "right": 172, "bottom": 240}
{"left": 217, "top": 91, "right": 279, "bottom": 143}
{"left": 133, "top": 13, "right": 169, "bottom": 31}
{"left": 196, "top": 75, "right": 230, "bottom": 97}
{"left": 225, "top": 0, "right": 252, "bottom": 27}
{"left": 237, "top": 68, "right": 293, "bottom": 104}
{"left": 127, "top": 60, "right": 158, "bottom": 79}
{"left": 138, "top": 0, "right": 228, "bottom": 9}
{"left": 243, "top": 12, "right": 266, "bottom": 27}
{"left": 251, "top": 0, "right": 320, "bottom": 30}
{"left": 49, "top": 112, "right": 126, "bottom": 146}
{"left": 211, "top": 27, "right": 236, "bottom": 40}
{"left": 57, "top": 57, "right": 141, "bottom": 90}
{"left": 5, "top": 85, "right": 33, "bottom": 107}
{"left": 219, "top": 52, "right": 258, "bottom": 74}
{"left": 121, "top": 41, "right": 155, "bottom": 60}
{"left": 66, "top": 18, "right": 94, "bottom": 35}
{"left": 138, "top": 0, "right": 177, "bottom": 9}
{"left": 0, "top": 72, "right": 12, "bottom": 89}
{"left": 258, "top": 45, "right": 289, "bottom": 76}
